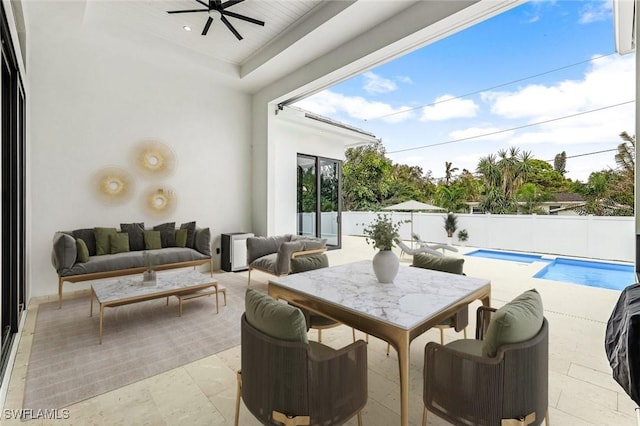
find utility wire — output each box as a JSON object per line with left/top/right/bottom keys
{"left": 545, "top": 148, "right": 619, "bottom": 162}
{"left": 366, "top": 52, "right": 617, "bottom": 121}
{"left": 387, "top": 100, "right": 635, "bottom": 154}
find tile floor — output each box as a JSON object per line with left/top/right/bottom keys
{"left": 1, "top": 236, "right": 636, "bottom": 425}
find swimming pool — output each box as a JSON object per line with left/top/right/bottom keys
{"left": 465, "top": 249, "right": 635, "bottom": 291}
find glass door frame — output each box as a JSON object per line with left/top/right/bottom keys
{"left": 296, "top": 153, "right": 342, "bottom": 249}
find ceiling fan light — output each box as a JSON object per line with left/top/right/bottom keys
{"left": 183, "top": 25, "right": 192, "bottom": 31}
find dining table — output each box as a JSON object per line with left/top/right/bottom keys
{"left": 268, "top": 259, "right": 491, "bottom": 426}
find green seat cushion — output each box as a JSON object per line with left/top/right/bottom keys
{"left": 413, "top": 253, "right": 464, "bottom": 274}
{"left": 446, "top": 339, "right": 484, "bottom": 357}
{"left": 290, "top": 253, "right": 329, "bottom": 274}
{"left": 175, "top": 229, "right": 188, "bottom": 248}
{"left": 482, "top": 289, "right": 544, "bottom": 357}
{"left": 94, "top": 227, "right": 117, "bottom": 256}
{"left": 144, "top": 231, "right": 162, "bottom": 250}
{"left": 76, "top": 238, "right": 89, "bottom": 263}
{"left": 245, "top": 288, "right": 308, "bottom": 343}
{"left": 110, "top": 232, "right": 130, "bottom": 254}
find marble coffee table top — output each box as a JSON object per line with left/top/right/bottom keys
{"left": 92, "top": 270, "right": 217, "bottom": 303}
{"left": 269, "top": 260, "right": 490, "bottom": 330}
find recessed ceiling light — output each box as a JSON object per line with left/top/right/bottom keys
{"left": 183, "top": 26, "right": 192, "bottom": 32}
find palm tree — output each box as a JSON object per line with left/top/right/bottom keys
{"left": 476, "top": 147, "right": 533, "bottom": 213}
{"left": 615, "top": 131, "right": 635, "bottom": 175}
{"left": 444, "top": 161, "right": 459, "bottom": 186}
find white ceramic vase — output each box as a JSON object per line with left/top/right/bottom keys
{"left": 372, "top": 250, "right": 399, "bottom": 283}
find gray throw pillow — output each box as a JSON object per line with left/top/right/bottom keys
{"left": 180, "top": 221, "right": 196, "bottom": 248}
{"left": 72, "top": 228, "right": 97, "bottom": 256}
{"left": 194, "top": 228, "right": 211, "bottom": 256}
{"left": 153, "top": 222, "right": 176, "bottom": 247}
{"left": 482, "top": 289, "right": 544, "bottom": 357}
{"left": 245, "top": 288, "right": 308, "bottom": 343}
{"left": 120, "top": 222, "right": 145, "bottom": 251}
{"left": 53, "top": 232, "right": 77, "bottom": 270}
{"left": 413, "top": 253, "right": 464, "bottom": 275}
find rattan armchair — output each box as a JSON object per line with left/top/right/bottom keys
{"left": 235, "top": 313, "right": 368, "bottom": 426}
{"left": 423, "top": 306, "right": 549, "bottom": 426}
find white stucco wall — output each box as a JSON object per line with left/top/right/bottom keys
{"left": 269, "top": 109, "right": 372, "bottom": 236}
{"left": 26, "top": 2, "right": 252, "bottom": 298}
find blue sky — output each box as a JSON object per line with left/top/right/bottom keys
{"left": 295, "top": 0, "right": 635, "bottom": 182}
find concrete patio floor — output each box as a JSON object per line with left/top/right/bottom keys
{"left": 1, "top": 235, "right": 636, "bottom": 425}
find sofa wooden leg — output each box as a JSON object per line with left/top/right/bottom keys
{"left": 247, "top": 268, "right": 252, "bottom": 286}
{"left": 58, "top": 278, "right": 63, "bottom": 309}
{"left": 234, "top": 371, "right": 242, "bottom": 426}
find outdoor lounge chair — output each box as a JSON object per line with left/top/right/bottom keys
{"left": 395, "top": 239, "right": 443, "bottom": 258}
{"left": 412, "top": 233, "right": 458, "bottom": 254}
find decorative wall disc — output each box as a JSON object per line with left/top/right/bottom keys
{"left": 133, "top": 140, "right": 176, "bottom": 177}
{"left": 93, "top": 167, "right": 135, "bottom": 204}
{"left": 143, "top": 185, "right": 177, "bottom": 216}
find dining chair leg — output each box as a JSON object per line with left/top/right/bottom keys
{"left": 386, "top": 342, "right": 390, "bottom": 356}
{"left": 234, "top": 371, "right": 242, "bottom": 426}
{"left": 439, "top": 328, "right": 444, "bottom": 345}
{"left": 545, "top": 409, "right": 550, "bottom": 425}
{"left": 247, "top": 269, "right": 252, "bottom": 286}
{"left": 318, "top": 329, "right": 323, "bottom": 343}
{"left": 463, "top": 327, "right": 467, "bottom": 339}
{"left": 357, "top": 411, "right": 363, "bottom": 426}
{"left": 352, "top": 328, "right": 356, "bottom": 342}
{"left": 422, "top": 406, "right": 427, "bottom": 426}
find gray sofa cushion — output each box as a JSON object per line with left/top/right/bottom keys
{"left": 52, "top": 232, "right": 77, "bottom": 271}
{"left": 72, "top": 228, "right": 97, "bottom": 256}
{"left": 250, "top": 253, "right": 278, "bottom": 275}
{"left": 59, "top": 247, "right": 210, "bottom": 277}
{"left": 120, "top": 222, "right": 145, "bottom": 251}
{"left": 194, "top": 228, "right": 211, "bottom": 256}
{"left": 246, "top": 235, "right": 291, "bottom": 264}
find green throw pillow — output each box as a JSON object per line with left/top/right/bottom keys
{"left": 482, "top": 289, "right": 544, "bottom": 357}
{"left": 413, "top": 253, "right": 464, "bottom": 275}
{"left": 290, "top": 253, "right": 329, "bottom": 274}
{"left": 144, "top": 230, "right": 162, "bottom": 250}
{"left": 94, "top": 227, "right": 117, "bottom": 256}
{"left": 175, "top": 229, "right": 188, "bottom": 248}
{"left": 76, "top": 238, "right": 89, "bottom": 263}
{"left": 245, "top": 288, "right": 308, "bottom": 343}
{"left": 110, "top": 232, "right": 130, "bottom": 254}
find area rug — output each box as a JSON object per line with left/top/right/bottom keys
{"left": 23, "top": 272, "right": 265, "bottom": 410}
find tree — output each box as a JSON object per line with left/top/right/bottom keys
{"left": 342, "top": 141, "right": 393, "bottom": 211}
{"left": 435, "top": 185, "right": 466, "bottom": 213}
{"left": 443, "top": 161, "right": 459, "bottom": 186}
{"left": 386, "top": 164, "right": 436, "bottom": 205}
{"left": 476, "top": 147, "right": 533, "bottom": 213}
{"left": 527, "top": 159, "right": 570, "bottom": 194}
{"left": 615, "top": 131, "right": 635, "bottom": 174}
{"left": 516, "top": 183, "right": 550, "bottom": 214}
{"left": 553, "top": 151, "right": 567, "bottom": 175}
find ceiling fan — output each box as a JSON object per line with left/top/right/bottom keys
{"left": 167, "top": 0, "right": 265, "bottom": 40}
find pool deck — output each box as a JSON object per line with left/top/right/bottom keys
{"left": 2, "top": 235, "right": 635, "bottom": 425}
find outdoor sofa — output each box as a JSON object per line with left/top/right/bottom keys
{"left": 52, "top": 221, "right": 212, "bottom": 308}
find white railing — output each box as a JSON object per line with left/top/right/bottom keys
{"left": 343, "top": 211, "right": 635, "bottom": 263}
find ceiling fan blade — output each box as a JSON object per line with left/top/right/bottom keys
{"left": 220, "top": 15, "right": 243, "bottom": 40}
{"left": 202, "top": 16, "right": 214, "bottom": 35}
{"left": 222, "top": 10, "right": 264, "bottom": 26}
{"left": 167, "top": 9, "right": 208, "bottom": 14}
{"left": 214, "top": 0, "right": 222, "bottom": 10}
{"left": 195, "top": 0, "right": 210, "bottom": 7}
{"left": 220, "top": 0, "right": 244, "bottom": 9}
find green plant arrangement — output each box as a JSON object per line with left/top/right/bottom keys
{"left": 361, "top": 213, "right": 405, "bottom": 251}
{"left": 443, "top": 212, "right": 458, "bottom": 238}
{"left": 457, "top": 229, "right": 469, "bottom": 242}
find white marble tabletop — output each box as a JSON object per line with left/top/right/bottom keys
{"left": 269, "top": 260, "right": 490, "bottom": 330}
{"left": 92, "top": 270, "right": 217, "bottom": 303}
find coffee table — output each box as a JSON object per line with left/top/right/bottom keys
{"left": 90, "top": 269, "right": 219, "bottom": 343}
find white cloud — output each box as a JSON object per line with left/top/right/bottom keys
{"left": 362, "top": 71, "right": 397, "bottom": 94}
{"left": 480, "top": 54, "right": 635, "bottom": 147}
{"left": 396, "top": 76, "right": 413, "bottom": 84}
{"left": 294, "top": 90, "right": 415, "bottom": 124}
{"left": 420, "top": 95, "right": 479, "bottom": 121}
{"left": 579, "top": 0, "right": 611, "bottom": 24}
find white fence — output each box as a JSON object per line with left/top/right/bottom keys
{"left": 343, "top": 211, "right": 635, "bottom": 263}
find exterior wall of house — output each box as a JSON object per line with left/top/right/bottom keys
{"left": 26, "top": 2, "right": 252, "bottom": 298}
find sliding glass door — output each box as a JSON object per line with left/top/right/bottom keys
{"left": 297, "top": 154, "right": 341, "bottom": 248}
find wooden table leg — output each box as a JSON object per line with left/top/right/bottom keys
{"left": 215, "top": 284, "right": 219, "bottom": 314}
{"left": 395, "top": 333, "right": 411, "bottom": 426}
{"left": 90, "top": 287, "right": 94, "bottom": 317}
{"left": 99, "top": 304, "right": 104, "bottom": 344}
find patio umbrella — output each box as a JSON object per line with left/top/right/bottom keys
{"left": 382, "top": 200, "right": 444, "bottom": 247}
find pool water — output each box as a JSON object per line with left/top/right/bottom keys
{"left": 465, "top": 249, "right": 635, "bottom": 291}
{"left": 534, "top": 258, "right": 635, "bottom": 291}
